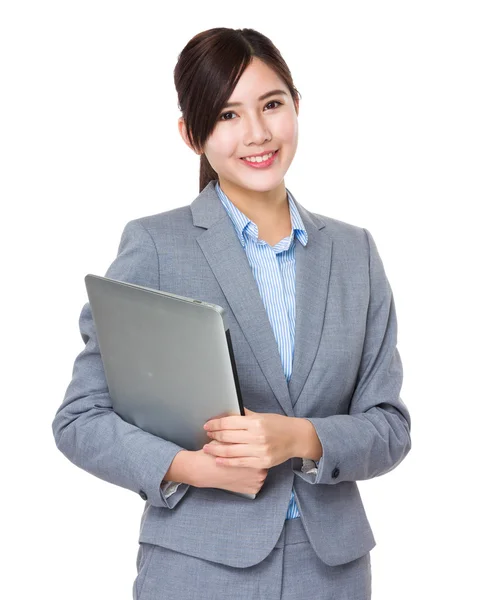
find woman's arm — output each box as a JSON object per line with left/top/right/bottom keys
{"left": 52, "top": 220, "right": 192, "bottom": 508}
{"left": 292, "top": 228, "right": 411, "bottom": 485}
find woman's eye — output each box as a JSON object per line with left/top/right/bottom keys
{"left": 219, "top": 100, "right": 282, "bottom": 121}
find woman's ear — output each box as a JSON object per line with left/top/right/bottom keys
{"left": 178, "top": 118, "right": 201, "bottom": 155}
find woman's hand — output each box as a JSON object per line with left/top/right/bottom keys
{"left": 193, "top": 440, "right": 269, "bottom": 495}
{"left": 202, "top": 408, "right": 297, "bottom": 469}
{"left": 191, "top": 440, "right": 268, "bottom": 494}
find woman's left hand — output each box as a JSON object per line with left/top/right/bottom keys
{"left": 202, "top": 408, "right": 297, "bottom": 469}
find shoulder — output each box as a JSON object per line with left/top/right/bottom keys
{"left": 133, "top": 204, "right": 192, "bottom": 232}
{"left": 120, "top": 205, "right": 193, "bottom": 243}
{"left": 304, "top": 207, "right": 371, "bottom": 255}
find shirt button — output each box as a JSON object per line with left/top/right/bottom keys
{"left": 331, "top": 467, "right": 340, "bottom": 479}
{"left": 139, "top": 490, "right": 148, "bottom": 500}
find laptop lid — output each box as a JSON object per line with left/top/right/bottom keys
{"left": 84, "top": 274, "right": 244, "bottom": 452}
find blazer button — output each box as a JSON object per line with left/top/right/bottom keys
{"left": 139, "top": 490, "right": 148, "bottom": 500}
{"left": 331, "top": 467, "right": 340, "bottom": 479}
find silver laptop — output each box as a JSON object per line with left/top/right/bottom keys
{"left": 84, "top": 274, "right": 256, "bottom": 498}
{"left": 85, "top": 273, "right": 244, "bottom": 448}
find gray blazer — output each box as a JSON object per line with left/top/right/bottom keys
{"left": 52, "top": 180, "right": 411, "bottom": 568}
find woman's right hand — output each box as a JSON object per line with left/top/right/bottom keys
{"left": 192, "top": 440, "right": 269, "bottom": 495}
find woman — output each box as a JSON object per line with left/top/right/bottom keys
{"left": 52, "top": 27, "right": 411, "bottom": 599}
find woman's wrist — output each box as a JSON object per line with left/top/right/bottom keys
{"left": 161, "top": 450, "right": 197, "bottom": 487}
{"left": 291, "top": 418, "right": 323, "bottom": 461}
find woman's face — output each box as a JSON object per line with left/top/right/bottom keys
{"left": 181, "top": 57, "right": 299, "bottom": 194}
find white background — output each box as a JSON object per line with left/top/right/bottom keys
{"left": 1, "top": 1, "right": 488, "bottom": 598}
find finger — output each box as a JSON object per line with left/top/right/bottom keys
{"left": 207, "top": 430, "right": 251, "bottom": 443}
{"left": 204, "top": 415, "right": 250, "bottom": 432}
{"left": 215, "top": 456, "right": 264, "bottom": 468}
{"left": 203, "top": 442, "right": 257, "bottom": 459}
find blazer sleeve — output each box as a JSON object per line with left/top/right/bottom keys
{"left": 52, "top": 220, "right": 191, "bottom": 508}
{"left": 292, "top": 228, "right": 412, "bottom": 485}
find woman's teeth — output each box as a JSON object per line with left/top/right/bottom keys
{"left": 243, "top": 151, "right": 275, "bottom": 163}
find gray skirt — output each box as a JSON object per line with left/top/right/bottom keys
{"left": 133, "top": 517, "right": 371, "bottom": 600}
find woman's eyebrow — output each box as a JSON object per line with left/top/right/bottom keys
{"left": 223, "top": 89, "right": 287, "bottom": 109}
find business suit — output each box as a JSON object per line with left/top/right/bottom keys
{"left": 52, "top": 179, "right": 411, "bottom": 596}
{"left": 161, "top": 178, "right": 315, "bottom": 517}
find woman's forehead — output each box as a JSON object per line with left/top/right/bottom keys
{"left": 227, "top": 61, "right": 289, "bottom": 104}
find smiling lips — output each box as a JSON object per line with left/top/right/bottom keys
{"left": 240, "top": 150, "right": 279, "bottom": 168}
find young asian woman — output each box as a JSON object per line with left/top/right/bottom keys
{"left": 52, "top": 27, "right": 411, "bottom": 600}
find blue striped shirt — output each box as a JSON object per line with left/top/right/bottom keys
{"left": 215, "top": 180, "right": 308, "bottom": 520}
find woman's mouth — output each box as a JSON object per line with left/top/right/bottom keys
{"left": 239, "top": 149, "right": 279, "bottom": 169}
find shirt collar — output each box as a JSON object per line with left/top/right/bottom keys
{"left": 214, "top": 180, "right": 308, "bottom": 248}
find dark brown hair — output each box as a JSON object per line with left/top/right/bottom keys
{"left": 173, "top": 28, "right": 301, "bottom": 192}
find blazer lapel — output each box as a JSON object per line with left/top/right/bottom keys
{"left": 287, "top": 194, "right": 332, "bottom": 407}
{"left": 190, "top": 181, "right": 332, "bottom": 416}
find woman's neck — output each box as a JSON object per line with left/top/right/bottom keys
{"left": 217, "top": 178, "right": 290, "bottom": 228}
